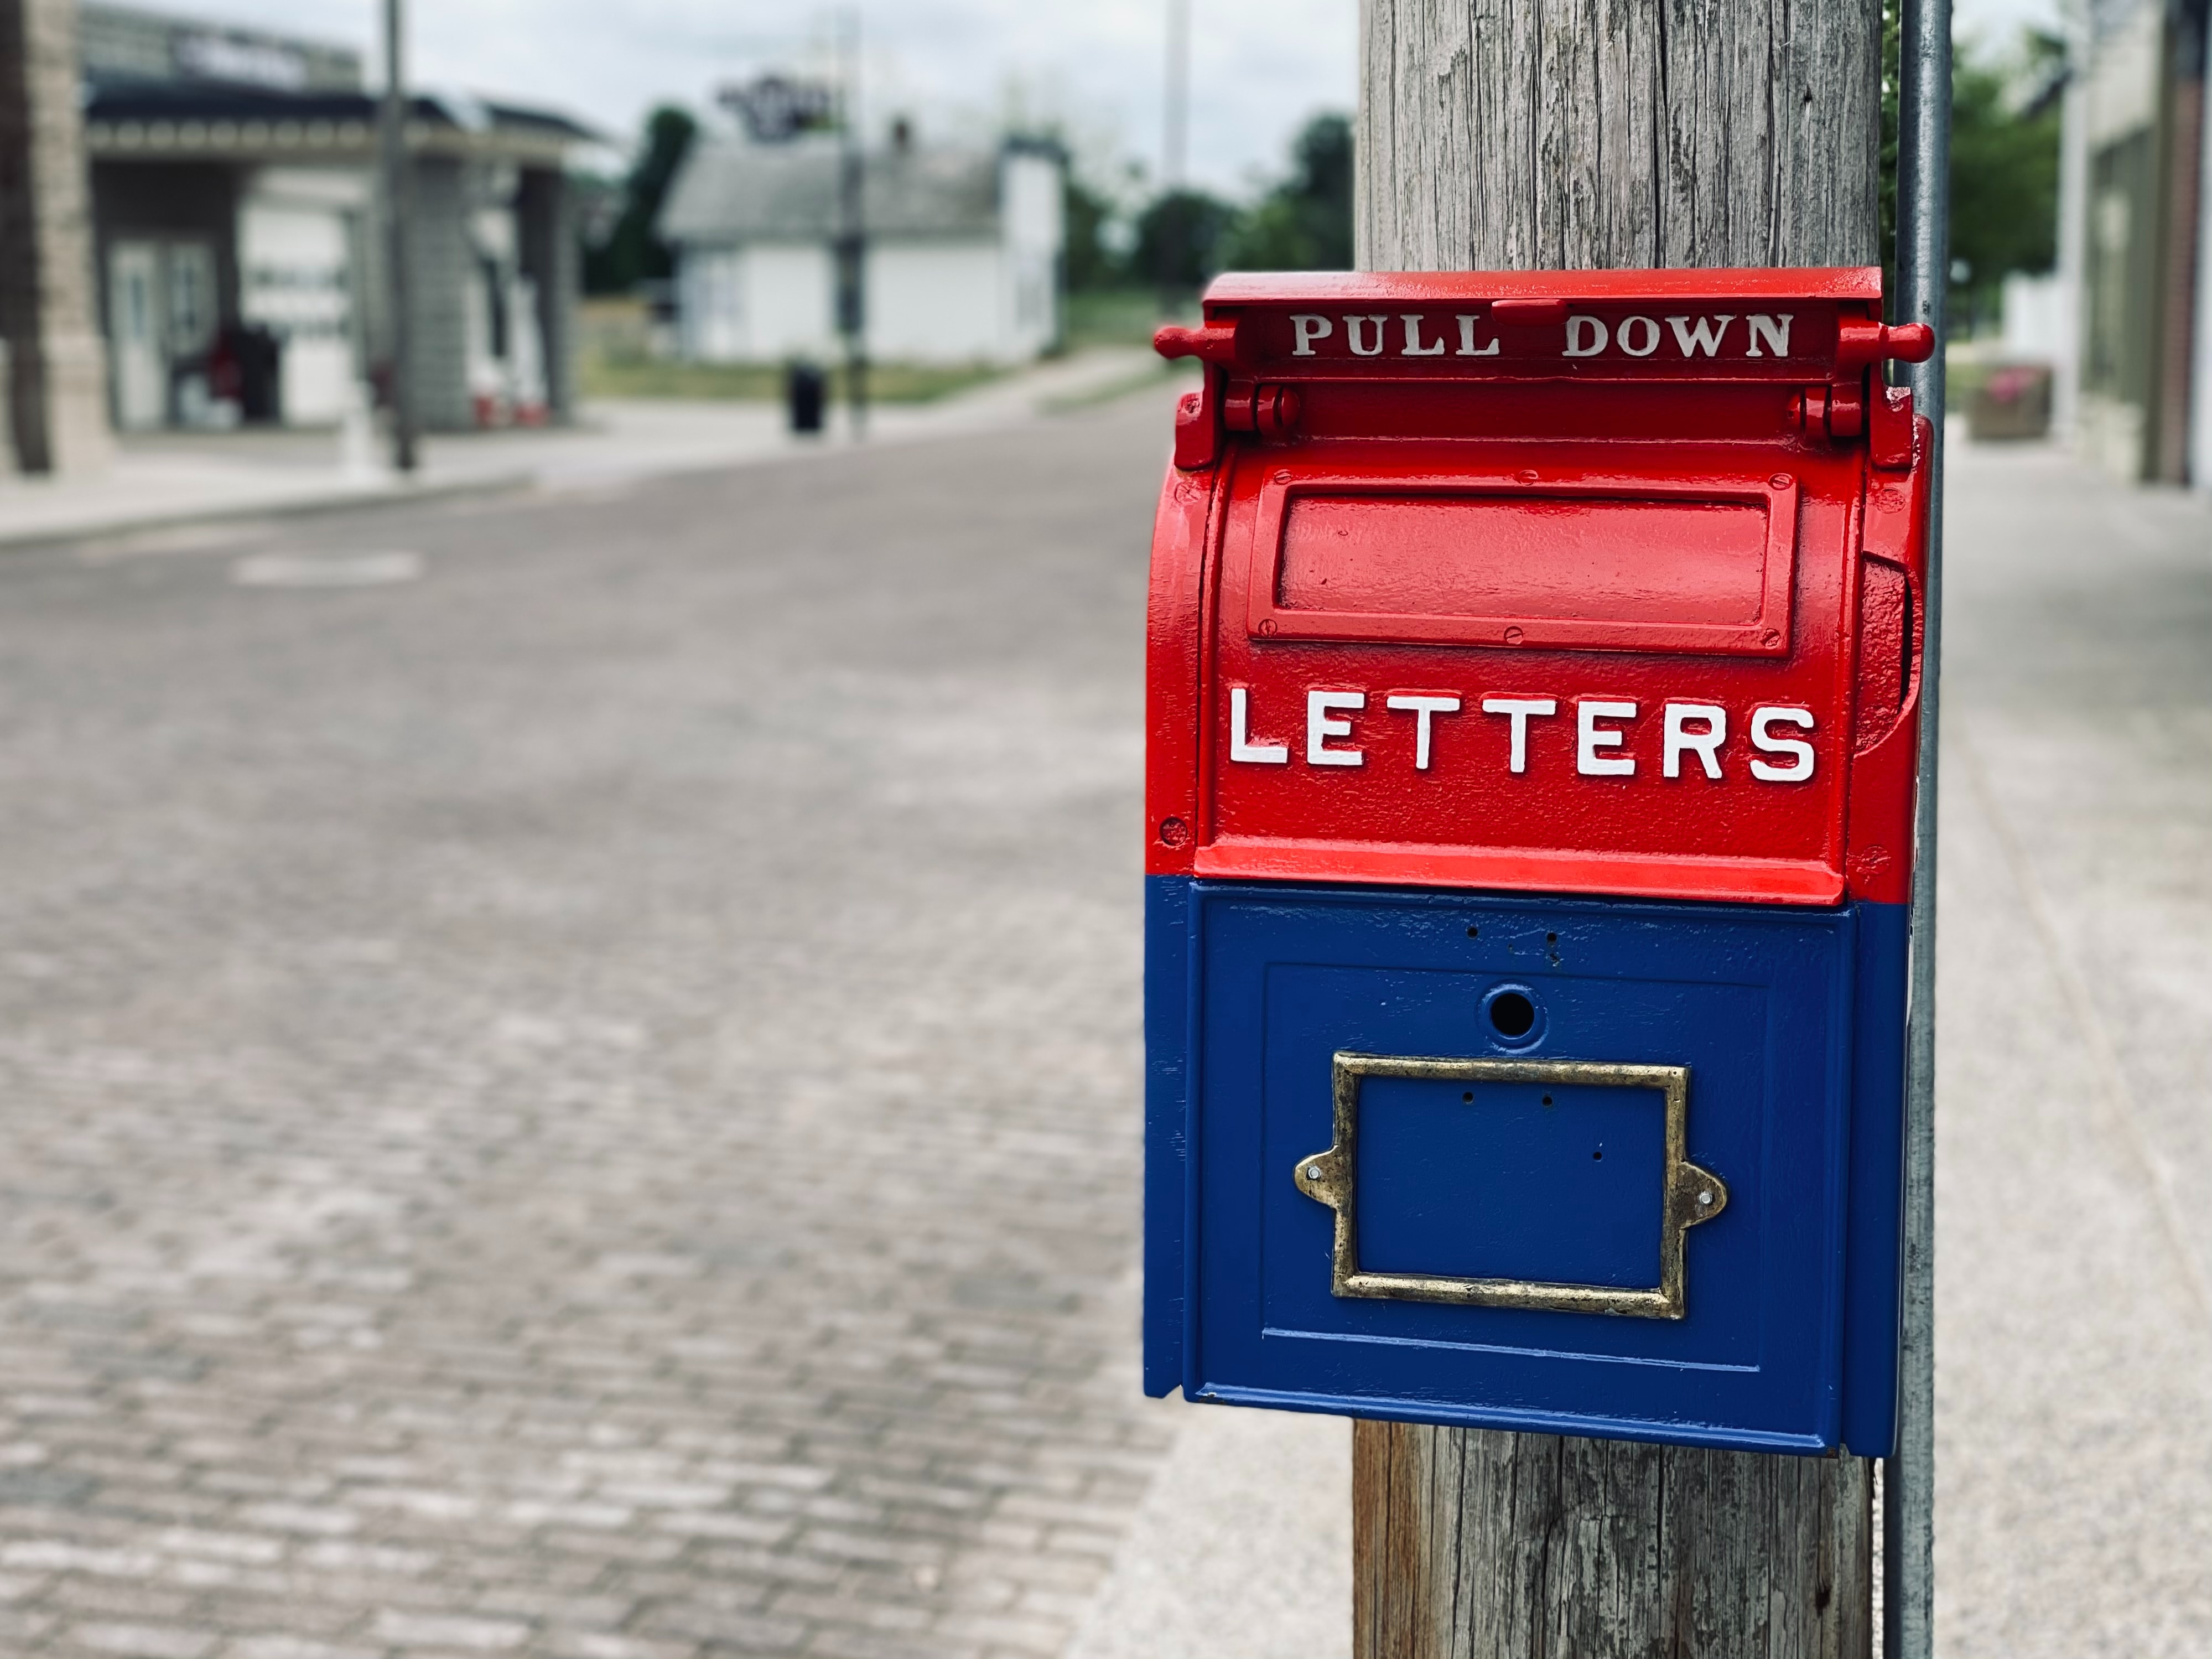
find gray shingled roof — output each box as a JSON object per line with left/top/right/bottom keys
{"left": 660, "top": 139, "right": 1004, "bottom": 245}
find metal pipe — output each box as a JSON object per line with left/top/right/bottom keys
{"left": 379, "top": 0, "right": 416, "bottom": 473}
{"left": 1159, "top": 0, "right": 1192, "bottom": 313}
{"left": 1164, "top": 0, "right": 1190, "bottom": 190}
{"left": 836, "top": 8, "right": 867, "bottom": 438}
{"left": 1887, "top": 0, "right": 1950, "bottom": 1653}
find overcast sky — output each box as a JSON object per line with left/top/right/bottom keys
{"left": 1955, "top": 0, "right": 2064, "bottom": 43}
{"left": 158, "top": 0, "right": 2059, "bottom": 198}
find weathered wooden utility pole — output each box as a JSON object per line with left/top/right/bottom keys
{"left": 1352, "top": 4, "right": 1885, "bottom": 1654}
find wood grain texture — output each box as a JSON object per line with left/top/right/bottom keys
{"left": 1357, "top": 0, "right": 1883, "bottom": 272}
{"left": 1353, "top": 4, "right": 1881, "bottom": 1653}
{"left": 1354, "top": 1424, "right": 1872, "bottom": 1658}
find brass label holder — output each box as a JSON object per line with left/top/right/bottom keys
{"left": 1293, "top": 1054, "right": 1729, "bottom": 1320}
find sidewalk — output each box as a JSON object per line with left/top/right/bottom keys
{"left": 0, "top": 346, "right": 1169, "bottom": 549}
{"left": 1928, "top": 438, "right": 2212, "bottom": 1655}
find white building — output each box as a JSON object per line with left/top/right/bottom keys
{"left": 2048, "top": 0, "right": 2211, "bottom": 486}
{"left": 659, "top": 133, "right": 1064, "bottom": 366}
{"left": 78, "top": 4, "right": 589, "bottom": 435}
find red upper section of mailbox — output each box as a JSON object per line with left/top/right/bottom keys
{"left": 1146, "top": 268, "right": 1928, "bottom": 907}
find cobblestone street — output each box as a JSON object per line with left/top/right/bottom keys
{"left": 4, "top": 380, "right": 2212, "bottom": 1659}
{"left": 0, "top": 393, "right": 1176, "bottom": 1659}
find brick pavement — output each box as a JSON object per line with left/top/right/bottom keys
{"left": 0, "top": 392, "right": 1178, "bottom": 1658}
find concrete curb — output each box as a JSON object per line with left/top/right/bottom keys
{"left": 0, "top": 468, "right": 534, "bottom": 554}
{"left": 0, "top": 351, "right": 1176, "bottom": 556}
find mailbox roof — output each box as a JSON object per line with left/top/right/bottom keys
{"left": 1203, "top": 268, "right": 1884, "bottom": 306}
{"left": 662, "top": 139, "right": 1010, "bottom": 245}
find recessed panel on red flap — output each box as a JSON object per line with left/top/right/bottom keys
{"left": 1253, "top": 471, "right": 1796, "bottom": 656}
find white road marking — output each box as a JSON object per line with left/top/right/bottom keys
{"left": 230, "top": 552, "right": 425, "bottom": 588}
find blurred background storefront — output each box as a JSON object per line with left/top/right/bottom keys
{"left": 78, "top": 2, "right": 593, "bottom": 433}
{"left": 2052, "top": 0, "right": 2211, "bottom": 485}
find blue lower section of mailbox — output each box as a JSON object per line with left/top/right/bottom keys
{"left": 1142, "top": 877, "right": 1908, "bottom": 1456}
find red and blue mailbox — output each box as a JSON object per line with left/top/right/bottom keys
{"left": 1143, "top": 268, "right": 1931, "bottom": 1453}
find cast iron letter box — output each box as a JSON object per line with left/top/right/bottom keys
{"left": 1143, "top": 268, "right": 1931, "bottom": 1454}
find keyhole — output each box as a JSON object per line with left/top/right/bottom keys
{"left": 1488, "top": 991, "right": 1536, "bottom": 1039}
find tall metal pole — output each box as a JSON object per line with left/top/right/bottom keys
{"left": 1163, "top": 0, "right": 1189, "bottom": 188}
{"left": 834, "top": 8, "right": 866, "bottom": 439}
{"left": 1888, "top": 0, "right": 1950, "bottom": 1655}
{"left": 378, "top": 0, "right": 416, "bottom": 473}
{"left": 1158, "top": 0, "right": 1190, "bottom": 314}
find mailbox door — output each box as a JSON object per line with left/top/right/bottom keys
{"left": 1193, "top": 439, "right": 1866, "bottom": 905}
{"left": 1176, "top": 881, "right": 1859, "bottom": 1451}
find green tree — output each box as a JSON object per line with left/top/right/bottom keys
{"left": 1063, "top": 174, "right": 1127, "bottom": 292}
{"left": 1948, "top": 31, "right": 2062, "bottom": 331}
{"left": 584, "top": 105, "right": 699, "bottom": 296}
{"left": 1133, "top": 188, "right": 1240, "bottom": 293}
{"left": 1879, "top": 13, "right": 2062, "bottom": 331}
{"left": 1222, "top": 112, "right": 1353, "bottom": 271}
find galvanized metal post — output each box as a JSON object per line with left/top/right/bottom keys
{"left": 1887, "top": 0, "right": 1950, "bottom": 1654}
{"left": 1158, "top": 0, "right": 1191, "bottom": 315}
{"left": 379, "top": 0, "right": 416, "bottom": 473}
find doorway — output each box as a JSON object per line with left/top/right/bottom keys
{"left": 108, "top": 241, "right": 165, "bottom": 431}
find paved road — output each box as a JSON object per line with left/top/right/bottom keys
{"left": 3, "top": 387, "right": 2209, "bottom": 1659}
{"left": 0, "top": 394, "right": 1180, "bottom": 1659}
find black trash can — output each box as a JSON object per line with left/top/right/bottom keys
{"left": 786, "top": 360, "right": 826, "bottom": 434}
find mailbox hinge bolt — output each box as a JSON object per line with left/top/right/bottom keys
{"left": 1222, "top": 380, "right": 1304, "bottom": 440}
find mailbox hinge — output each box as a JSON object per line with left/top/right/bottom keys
{"left": 1803, "top": 320, "right": 1934, "bottom": 465}
{"left": 1156, "top": 319, "right": 1306, "bottom": 466}
{"left": 1155, "top": 319, "right": 1244, "bottom": 470}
